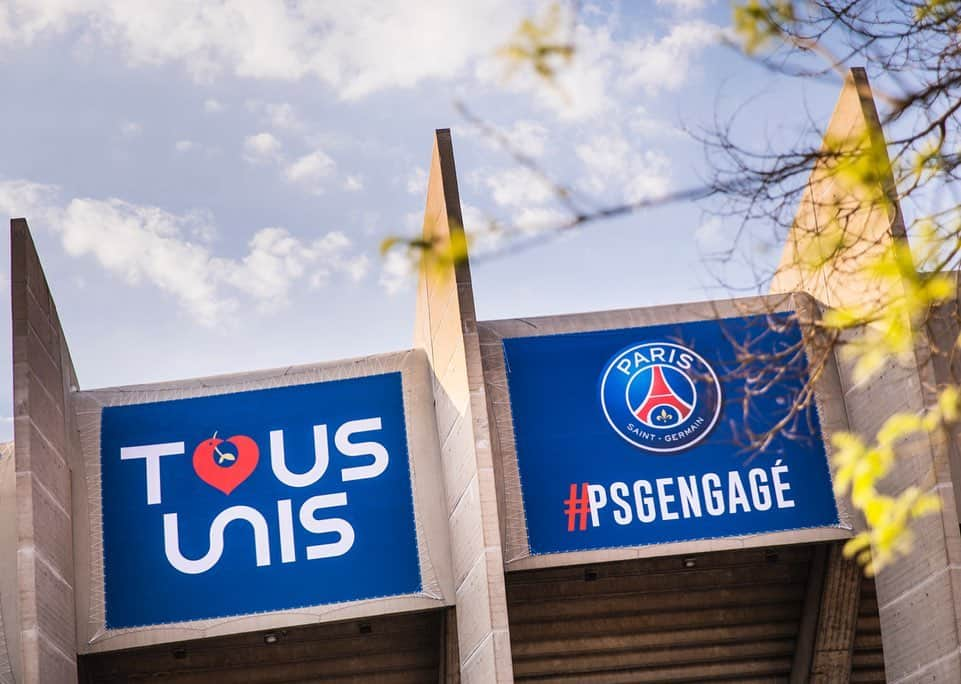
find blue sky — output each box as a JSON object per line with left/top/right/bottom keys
{"left": 0, "top": 0, "right": 845, "bottom": 441}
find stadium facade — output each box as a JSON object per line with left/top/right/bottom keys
{"left": 1, "top": 68, "right": 959, "bottom": 683}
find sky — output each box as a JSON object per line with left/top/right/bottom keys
{"left": 0, "top": 0, "right": 846, "bottom": 442}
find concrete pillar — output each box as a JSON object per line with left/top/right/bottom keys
{"left": 0, "top": 442, "right": 15, "bottom": 684}
{"left": 8, "top": 219, "right": 80, "bottom": 683}
{"left": 413, "top": 130, "right": 514, "bottom": 682}
{"left": 771, "top": 69, "right": 961, "bottom": 682}
{"left": 809, "top": 543, "right": 862, "bottom": 682}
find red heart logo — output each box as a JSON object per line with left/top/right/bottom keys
{"left": 192, "top": 433, "right": 259, "bottom": 495}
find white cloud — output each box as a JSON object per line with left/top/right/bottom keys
{"left": 203, "top": 98, "right": 224, "bottom": 113}
{"left": 477, "top": 15, "right": 717, "bottom": 121}
{"left": 120, "top": 121, "right": 142, "bottom": 137}
{"left": 406, "top": 167, "right": 428, "bottom": 195}
{"left": 485, "top": 167, "right": 553, "bottom": 208}
{"left": 478, "top": 20, "right": 616, "bottom": 121}
{"left": 513, "top": 206, "right": 567, "bottom": 235}
{"left": 60, "top": 197, "right": 226, "bottom": 320}
{"left": 249, "top": 101, "right": 302, "bottom": 131}
{"left": 0, "top": 3, "right": 716, "bottom": 132}
{"left": 0, "top": 1, "right": 531, "bottom": 99}
{"left": 0, "top": 179, "right": 60, "bottom": 221}
{"left": 243, "top": 133, "right": 339, "bottom": 194}
{"left": 695, "top": 216, "right": 728, "bottom": 252}
{"left": 576, "top": 135, "right": 672, "bottom": 203}
{"left": 621, "top": 21, "right": 719, "bottom": 94}
{"left": 462, "top": 202, "right": 504, "bottom": 254}
{"left": 343, "top": 175, "right": 363, "bottom": 191}
{"left": 218, "top": 228, "right": 368, "bottom": 303}
{"left": 624, "top": 157, "right": 672, "bottom": 203}
{"left": 284, "top": 149, "right": 335, "bottom": 191}
{"left": 379, "top": 249, "right": 415, "bottom": 295}
{"left": 402, "top": 209, "right": 423, "bottom": 233}
{"left": 467, "top": 119, "right": 550, "bottom": 159}
{"left": 174, "top": 139, "right": 195, "bottom": 152}
{"left": 504, "top": 120, "right": 549, "bottom": 158}
{"left": 656, "top": 0, "right": 708, "bottom": 12}
{"left": 0, "top": 2, "right": 718, "bottom": 138}
{"left": 243, "top": 132, "right": 282, "bottom": 163}
{"left": 629, "top": 105, "right": 682, "bottom": 138}
{"left": 0, "top": 179, "right": 369, "bottom": 324}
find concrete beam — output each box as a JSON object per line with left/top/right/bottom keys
{"left": 809, "top": 543, "right": 862, "bottom": 682}
{"left": 770, "top": 67, "right": 905, "bottom": 303}
{"left": 0, "top": 441, "right": 15, "bottom": 684}
{"left": 9, "top": 219, "right": 81, "bottom": 683}
{"left": 790, "top": 543, "right": 828, "bottom": 683}
{"left": 413, "top": 130, "right": 514, "bottom": 683}
{"left": 771, "top": 69, "right": 961, "bottom": 683}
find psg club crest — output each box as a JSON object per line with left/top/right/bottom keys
{"left": 600, "top": 342, "right": 722, "bottom": 453}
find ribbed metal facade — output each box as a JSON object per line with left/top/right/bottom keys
{"left": 507, "top": 545, "right": 883, "bottom": 683}
{"left": 852, "top": 575, "right": 885, "bottom": 682}
{"left": 79, "top": 611, "right": 446, "bottom": 683}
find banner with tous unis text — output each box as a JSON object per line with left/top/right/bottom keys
{"left": 96, "top": 371, "right": 423, "bottom": 629}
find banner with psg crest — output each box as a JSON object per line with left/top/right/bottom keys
{"left": 501, "top": 311, "right": 841, "bottom": 556}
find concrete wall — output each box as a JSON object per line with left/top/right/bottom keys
{"left": 834, "top": 345, "right": 961, "bottom": 683}
{"left": 0, "top": 441, "right": 16, "bottom": 683}
{"left": 771, "top": 70, "right": 961, "bottom": 682}
{"left": 9, "top": 219, "right": 81, "bottom": 683}
{"left": 413, "top": 130, "right": 514, "bottom": 683}
{"left": 923, "top": 298, "right": 961, "bottom": 544}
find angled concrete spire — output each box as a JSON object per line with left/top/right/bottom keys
{"left": 7, "top": 219, "right": 81, "bottom": 683}
{"left": 771, "top": 67, "right": 906, "bottom": 308}
{"left": 774, "top": 69, "right": 961, "bottom": 682}
{"left": 414, "top": 130, "right": 515, "bottom": 682}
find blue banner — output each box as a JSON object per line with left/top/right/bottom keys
{"left": 503, "top": 312, "right": 839, "bottom": 555}
{"left": 100, "top": 372, "right": 421, "bottom": 628}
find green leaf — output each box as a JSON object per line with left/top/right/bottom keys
{"left": 822, "top": 307, "right": 863, "bottom": 329}
{"left": 380, "top": 236, "right": 401, "bottom": 255}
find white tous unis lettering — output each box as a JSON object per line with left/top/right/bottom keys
{"left": 162, "top": 493, "right": 355, "bottom": 574}
{"left": 336, "top": 418, "right": 389, "bottom": 482}
{"left": 125, "top": 416, "right": 387, "bottom": 574}
{"left": 269, "top": 425, "right": 330, "bottom": 487}
{"left": 163, "top": 505, "right": 271, "bottom": 575}
{"left": 120, "top": 442, "right": 185, "bottom": 505}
